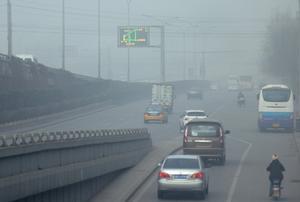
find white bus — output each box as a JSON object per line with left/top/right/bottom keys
{"left": 257, "top": 84, "right": 295, "bottom": 131}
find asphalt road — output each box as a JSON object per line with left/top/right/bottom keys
{"left": 2, "top": 90, "right": 300, "bottom": 202}
{"left": 129, "top": 91, "right": 300, "bottom": 202}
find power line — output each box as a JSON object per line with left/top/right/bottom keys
{"left": 164, "top": 49, "right": 262, "bottom": 54}
{"left": 10, "top": 3, "right": 271, "bottom": 26}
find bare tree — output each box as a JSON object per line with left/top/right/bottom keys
{"left": 262, "top": 14, "right": 299, "bottom": 90}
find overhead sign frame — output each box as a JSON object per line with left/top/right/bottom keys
{"left": 118, "top": 26, "right": 150, "bottom": 48}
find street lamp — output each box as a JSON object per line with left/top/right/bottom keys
{"left": 97, "top": 0, "right": 101, "bottom": 79}
{"left": 7, "top": 0, "right": 12, "bottom": 57}
{"left": 62, "top": 0, "right": 65, "bottom": 70}
{"left": 126, "top": 0, "right": 132, "bottom": 82}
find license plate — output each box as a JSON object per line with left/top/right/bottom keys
{"left": 272, "top": 123, "right": 280, "bottom": 128}
{"left": 173, "top": 175, "right": 187, "bottom": 179}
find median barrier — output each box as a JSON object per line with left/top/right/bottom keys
{"left": 0, "top": 128, "right": 152, "bottom": 202}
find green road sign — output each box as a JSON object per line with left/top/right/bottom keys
{"left": 118, "top": 26, "right": 150, "bottom": 47}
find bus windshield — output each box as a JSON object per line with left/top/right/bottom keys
{"left": 262, "top": 88, "right": 291, "bottom": 102}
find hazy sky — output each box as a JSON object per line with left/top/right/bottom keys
{"left": 0, "top": 0, "right": 298, "bottom": 81}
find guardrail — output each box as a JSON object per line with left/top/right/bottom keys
{"left": 0, "top": 53, "right": 9, "bottom": 62}
{"left": 0, "top": 128, "right": 152, "bottom": 202}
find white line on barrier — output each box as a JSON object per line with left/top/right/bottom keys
{"left": 226, "top": 135, "right": 252, "bottom": 202}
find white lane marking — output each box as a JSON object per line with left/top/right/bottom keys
{"left": 226, "top": 135, "right": 253, "bottom": 202}
{"left": 131, "top": 171, "right": 158, "bottom": 202}
{"left": 131, "top": 102, "right": 230, "bottom": 201}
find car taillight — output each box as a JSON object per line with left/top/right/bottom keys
{"left": 184, "top": 129, "right": 188, "bottom": 143}
{"left": 219, "top": 137, "right": 223, "bottom": 144}
{"left": 191, "top": 171, "right": 205, "bottom": 180}
{"left": 219, "top": 128, "right": 223, "bottom": 144}
{"left": 159, "top": 171, "right": 170, "bottom": 179}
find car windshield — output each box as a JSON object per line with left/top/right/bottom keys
{"left": 163, "top": 158, "right": 200, "bottom": 169}
{"left": 188, "top": 123, "right": 220, "bottom": 137}
{"left": 187, "top": 112, "right": 206, "bottom": 117}
{"left": 147, "top": 105, "right": 161, "bottom": 111}
{"left": 262, "top": 88, "right": 291, "bottom": 102}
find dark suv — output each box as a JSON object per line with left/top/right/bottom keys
{"left": 183, "top": 119, "right": 230, "bottom": 165}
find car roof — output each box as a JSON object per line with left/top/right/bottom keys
{"left": 166, "top": 154, "right": 199, "bottom": 160}
{"left": 186, "top": 118, "right": 222, "bottom": 125}
{"left": 148, "top": 103, "right": 161, "bottom": 107}
{"left": 262, "top": 84, "right": 289, "bottom": 90}
{"left": 185, "top": 110, "right": 205, "bottom": 113}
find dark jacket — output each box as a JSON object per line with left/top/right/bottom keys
{"left": 266, "top": 159, "right": 285, "bottom": 180}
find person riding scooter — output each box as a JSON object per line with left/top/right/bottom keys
{"left": 266, "top": 154, "right": 285, "bottom": 197}
{"left": 237, "top": 91, "right": 245, "bottom": 107}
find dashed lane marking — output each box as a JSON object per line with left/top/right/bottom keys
{"left": 226, "top": 135, "right": 253, "bottom": 202}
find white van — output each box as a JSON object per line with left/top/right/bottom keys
{"left": 257, "top": 84, "right": 294, "bottom": 131}
{"left": 16, "top": 54, "right": 38, "bottom": 63}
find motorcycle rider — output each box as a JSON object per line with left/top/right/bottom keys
{"left": 238, "top": 91, "right": 245, "bottom": 99}
{"left": 266, "top": 154, "right": 285, "bottom": 197}
{"left": 237, "top": 91, "right": 245, "bottom": 106}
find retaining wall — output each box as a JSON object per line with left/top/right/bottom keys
{"left": 0, "top": 128, "right": 152, "bottom": 202}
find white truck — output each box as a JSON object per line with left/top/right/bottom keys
{"left": 151, "top": 83, "right": 174, "bottom": 113}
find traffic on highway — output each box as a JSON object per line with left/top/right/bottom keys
{"left": 1, "top": 0, "right": 300, "bottom": 202}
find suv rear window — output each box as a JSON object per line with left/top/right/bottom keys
{"left": 163, "top": 158, "right": 200, "bottom": 169}
{"left": 188, "top": 123, "right": 220, "bottom": 137}
{"left": 186, "top": 112, "right": 206, "bottom": 117}
{"left": 147, "top": 105, "right": 162, "bottom": 111}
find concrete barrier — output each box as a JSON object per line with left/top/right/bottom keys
{"left": 0, "top": 128, "right": 152, "bottom": 202}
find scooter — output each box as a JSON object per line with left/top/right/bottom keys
{"left": 237, "top": 97, "right": 245, "bottom": 107}
{"left": 271, "top": 179, "right": 282, "bottom": 200}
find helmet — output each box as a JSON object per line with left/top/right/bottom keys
{"left": 272, "top": 154, "right": 278, "bottom": 160}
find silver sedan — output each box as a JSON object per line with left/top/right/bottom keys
{"left": 157, "top": 155, "right": 209, "bottom": 200}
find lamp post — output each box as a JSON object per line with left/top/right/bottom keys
{"left": 7, "top": 0, "right": 12, "bottom": 57}
{"left": 62, "top": 0, "right": 65, "bottom": 70}
{"left": 126, "top": 0, "right": 132, "bottom": 82}
{"left": 97, "top": 0, "right": 101, "bottom": 79}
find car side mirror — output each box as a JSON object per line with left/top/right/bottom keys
{"left": 157, "top": 163, "right": 162, "bottom": 167}
{"left": 225, "top": 130, "right": 230, "bottom": 134}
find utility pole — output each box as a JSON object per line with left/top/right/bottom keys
{"left": 161, "top": 26, "right": 165, "bottom": 82}
{"left": 295, "top": 0, "right": 300, "bottom": 124}
{"left": 126, "top": 0, "right": 132, "bottom": 82}
{"left": 7, "top": 0, "right": 12, "bottom": 57}
{"left": 183, "top": 32, "right": 186, "bottom": 80}
{"left": 107, "top": 48, "right": 112, "bottom": 79}
{"left": 62, "top": 0, "right": 65, "bottom": 70}
{"left": 201, "top": 51, "right": 206, "bottom": 80}
{"left": 97, "top": 0, "right": 101, "bottom": 79}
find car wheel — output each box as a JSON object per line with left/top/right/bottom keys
{"left": 219, "top": 155, "right": 226, "bottom": 166}
{"left": 206, "top": 184, "right": 209, "bottom": 194}
{"left": 157, "top": 190, "right": 164, "bottom": 199}
{"left": 196, "top": 191, "right": 206, "bottom": 200}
